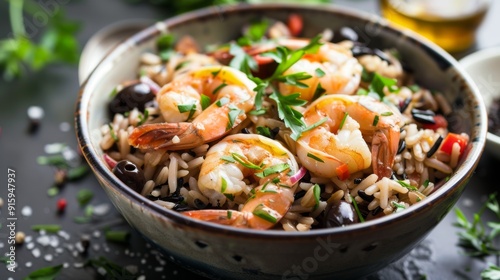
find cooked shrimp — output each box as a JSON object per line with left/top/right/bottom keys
{"left": 296, "top": 94, "right": 402, "bottom": 180}
{"left": 277, "top": 39, "right": 363, "bottom": 101}
{"left": 128, "top": 66, "right": 256, "bottom": 150}
{"left": 182, "top": 134, "right": 299, "bottom": 229}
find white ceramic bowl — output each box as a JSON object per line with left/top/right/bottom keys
{"left": 460, "top": 47, "right": 500, "bottom": 160}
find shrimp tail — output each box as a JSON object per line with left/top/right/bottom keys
{"left": 372, "top": 129, "right": 399, "bottom": 178}
{"left": 128, "top": 123, "right": 204, "bottom": 150}
{"left": 182, "top": 210, "right": 256, "bottom": 228}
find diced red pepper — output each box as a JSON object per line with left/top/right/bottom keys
{"left": 336, "top": 163, "right": 350, "bottom": 181}
{"left": 440, "top": 133, "right": 468, "bottom": 155}
{"left": 57, "top": 198, "right": 67, "bottom": 213}
{"left": 287, "top": 14, "right": 303, "bottom": 37}
{"left": 422, "top": 115, "right": 448, "bottom": 131}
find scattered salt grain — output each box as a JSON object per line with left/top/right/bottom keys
{"left": 37, "top": 235, "right": 51, "bottom": 246}
{"left": 49, "top": 236, "right": 59, "bottom": 248}
{"left": 32, "top": 248, "right": 41, "bottom": 258}
{"left": 75, "top": 241, "right": 85, "bottom": 253}
{"left": 44, "top": 143, "right": 66, "bottom": 154}
{"left": 63, "top": 263, "right": 70, "bottom": 268}
{"left": 27, "top": 106, "right": 44, "bottom": 120}
{"left": 58, "top": 230, "right": 70, "bottom": 240}
{"left": 59, "top": 122, "right": 71, "bottom": 132}
{"left": 62, "top": 146, "right": 81, "bottom": 167}
{"left": 93, "top": 244, "right": 100, "bottom": 251}
{"left": 0, "top": 242, "right": 3, "bottom": 248}
{"left": 44, "top": 254, "right": 53, "bottom": 262}
{"left": 172, "top": 135, "right": 180, "bottom": 144}
{"left": 26, "top": 243, "right": 35, "bottom": 250}
{"left": 56, "top": 247, "right": 64, "bottom": 254}
{"left": 155, "top": 266, "right": 164, "bottom": 272}
{"left": 25, "top": 235, "right": 32, "bottom": 243}
{"left": 92, "top": 203, "right": 110, "bottom": 216}
{"left": 0, "top": 197, "right": 3, "bottom": 207}
{"left": 93, "top": 230, "right": 101, "bottom": 238}
{"left": 137, "top": 276, "right": 146, "bottom": 280}
{"left": 141, "top": 258, "right": 147, "bottom": 264}
{"left": 73, "top": 262, "right": 85, "bottom": 268}
{"left": 97, "top": 266, "right": 107, "bottom": 276}
{"left": 21, "top": 206, "right": 32, "bottom": 217}
{"left": 173, "top": 270, "right": 178, "bottom": 275}
{"left": 25, "top": 262, "right": 32, "bottom": 267}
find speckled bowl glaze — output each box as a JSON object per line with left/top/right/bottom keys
{"left": 76, "top": 4, "right": 487, "bottom": 279}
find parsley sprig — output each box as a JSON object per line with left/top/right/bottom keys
{"left": 1, "top": 0, "right": 81, "bottom": 80}
{"left": 236, "top": 35, "right": 324, "bottom": 140}
{"left": 454, "top": 192, "right": 500, "bottom": 279}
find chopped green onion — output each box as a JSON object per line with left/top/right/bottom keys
{"left": 174, "top": 60, "right": 190, "bottom": 70}
{"left": 356, "top": 88, "right": 368, "bottom": 95}
{"left": 137, "top": 110, "right": 149, "bottom": 126}
{"left": 255, "top": 163, "right": 290, "bottom": 178}
{"left": 105, "top": 230, "right": 130, "bottom": 243}
{"left": 252, "top": 204, "right": 278, "bottom": 223}
{"left": 381, "top": 111, "right": 393, "bottom": 116}
{"left": 392, "top": 201, "right": 406, "bottom": 213}
{"left": 73, "top": 216, "right": 91, "bottom": 224}
{"left": 177, "top": 103, "right": 196, "bottom": 121}
{"left": 303, "top": 117, "right": 328, "bottom": 133}
{"left": 221, "top": 177, "right": 227, "bottom": 193}
{"left": 315, "top": 68, "right": 325, "bottom": 77}
{"left": 109, "top": 87, "right": 118, "bottom": 98}
{"left": 47, "top": 187, "right": 59, "bottom": 197}
{"left": 339, "top": 112, "right": 349, "bottom": 130}
{"left": 224, "top": 193, "right": 235, "bottom": 201}
{"left": 313, "top": 184, "right": 321, "bottom": 210}
{"left": 350, "top": 195, "right": 365, "bottom": 223}
{"left": 32, "top": 224, "right": 61, "bottom": 233}
{"left": 307, "top": 153, "right": 324, "bottom": 163}
{"left": 231, "top": 153, "right": 261, "bottom": 170}
{"left": 396, "top": 180, "right": 418, "bottom": 191}
{"left": 408, "top": 84, "right": 420, "bottom": 92}
{"left": 423, "top": 179, "right": 430, "bottom": 188}
{"left": 372, "top": 115, "right": 379, "bottom": 126}
{"left": 211, "top": 67, "right": 222, "bottom": 77}
{"left": 227, "top": 210, "right": 232, "bottom": 219}
{"left": 156, "top": 33, "right": 175, "bottom": 51}
{"left": 108, "top": 124, "right": 118, "bottom": 141}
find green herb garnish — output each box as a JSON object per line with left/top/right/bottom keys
{"left": 312, "top": 83, "right": 326, "bottom": 101}
{"left": 339, "top": 112, "right": 349, "bottom": 130}
{"left": 221, "top": 177, "right": 228, "bottom": 193}
{"left": 85, "top": 257, "right": 136, "bottom": 279}
{"left": 231, "top": 153, "right": 262, "bottom": 170}
{"left": 315, "top": 67, "right": 325, "bottom": 77}
{"left": 105, "top": 230, "right": 130, "bottom": 243}
{"left": 350, "top": 195, "right": 365, "bottom": 223}
{"left": 108, "top": 124, "right": 118, "bottom": 141}
{"left": 31, "top": 224, "right": 61, "bottom": 233}
{"left": 216, "top": 97, "right": 230, "bottom": 107}
{"left": 256, "top": 126, "right": 272, "bottom": 138}
{"left": 177, "top": 103, "right": 197, "bottom": 121}
{"left": 307, "top": 153, "right": 324, "bottom": 163}
{"left": 372, "top": 115, "right": 379, "bottom": 126}
{"left": 252, "top": 204, "right": 278, "bottom": 223}
{"left": 226, "top": 105, "right": 243, "bottom": 130}
{"left": 255, "top": 163, "right": 290, "bottom": 178}
{"left": 24, "top": 264, "right": 63, "bottom": 280}
{"left": 137, "top": 110, "right": 149, "bottom": 125}
{"left": 77, "top": 188, "right": 94, "bottom": 206}
{"left": 313, "top": 184, "right": 320, "bottom": 210}
{"left": 396, "top": 180, "right": 418, "bottom": 191}
{"left": 201, "top": 94, "right": 211, "bottom": 110}
{"left": 212, "top": 83, "right": 228, "bottom": 95}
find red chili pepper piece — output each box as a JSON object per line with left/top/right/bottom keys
{"left": 57, "top": 198, "right": 67, "bottom": 213}
{"left": 336, "top": 163, "right": 350, "bottom": 181}
{"left": 287, "top": 13, "right": 303, "bottom": 37}
{"left": 440, "top": 132, "right": 468, "bottom": 155}
{"left": 422, "top": 115, "right": 448, "bottom": 131}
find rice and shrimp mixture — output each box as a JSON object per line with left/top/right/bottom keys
{"left": 100, "top": 15, "right": 469, "bottom": 231}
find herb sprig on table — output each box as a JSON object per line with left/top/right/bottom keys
{"left": 0, "top": 0, "right": 80, "bottom": 80}
{"left": 454, "top": 192, "right": 500, "bottom": 279}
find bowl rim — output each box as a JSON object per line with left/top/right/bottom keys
{"left": 76, "top": 3, "right": 487, "bottom": 238}
{"left": 459, "top": 47, "right": 500, "bottom": 145}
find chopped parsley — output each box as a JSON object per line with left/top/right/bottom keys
{"left": 226, "top": 105, "right": 243, "bottom": 130}
{"left": 312, "top": 83, "right": 326, "bottom": 101}
{"left": 315, "top": 67, "right": 325, "bottom": 77}
{"left": 396, "top": 180, "right": 418, "bottom": 191}
{"left": 200, "top": 94, "right": 211, "bottom": 110}
{"left": 256, "top": 126, "right": 272, "bottom": 138}
{"left": 255, "top": 163, "right": 290, "bottom": 178}
{"left": 137, "top": 109, "right": 149, "bottom": 126}
{"left": 221, "top": 177, "right": 228, "bottom": 193}
{"left": 350, "top": 195, "right": 365, "bottom": 223}
{"left": 31, "top": 224, "right": 62, "bottom": 233}
{"left": 212, "top": 82, "right": 227, "bottom": 95}
{"left": 177, "top": 103, "right": 197, "bottom": 121}
{"left": 230, "top": 153, "right": 262, "bottom": 170}
{"left": 216, "top": 97, "right": 230, "bottom": 107}
{"left": 313, "top": 184, "right": 320, "bottom": 210}
{"left": 372, "top": 115, "right": 379, "bottom": 126}
{"left": 339, "top": 112, "right": 349, "bottom": 130}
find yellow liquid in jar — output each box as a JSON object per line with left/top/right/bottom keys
{"left": 380, "top": 0, "right": 489, "bottom": 53}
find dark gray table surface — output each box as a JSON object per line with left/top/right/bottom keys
{"left": 1, "top": 0, "right": 499, "bottom": 279}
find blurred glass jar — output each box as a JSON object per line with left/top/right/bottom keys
{"left": 379, "top": 0, "right": 491, "bottom": 53}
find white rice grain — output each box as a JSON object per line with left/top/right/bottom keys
{"left": 168, "top": 155, "right": 178, "bottom": 194}
{"left": 177, "top": 170, "right": 189, "bottom": 178}
{"left": 424, "top": 158, "right": 453, "bottom": 174}
{"left": 125, "top": 154, "right": 144, "bottom": 168}
{"left": 187, "top": 157, "right": 204, "bottom": 169}
{"left": 450, "top": 142, "right": 461, "bottom": 168}
{"left": 141, "top": 180, "right": 156, "bottom": 196}
{"left": 155, "top": 166, "right": 169, "bottom": 185}
{"left": 378, "top": 178, "right": 390, "bottom": 209}
{"left": 350, "top": 174, "right": 378, "bottom": 196}
{"left": 154, "top": 200, "right": 175, "bottom": 210}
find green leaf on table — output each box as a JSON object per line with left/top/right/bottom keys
{"left": 77, "top": 189, "right": 94, "bottom": 206}
{"left": 24, "top": 264, "right": 63, "bottom": 280}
